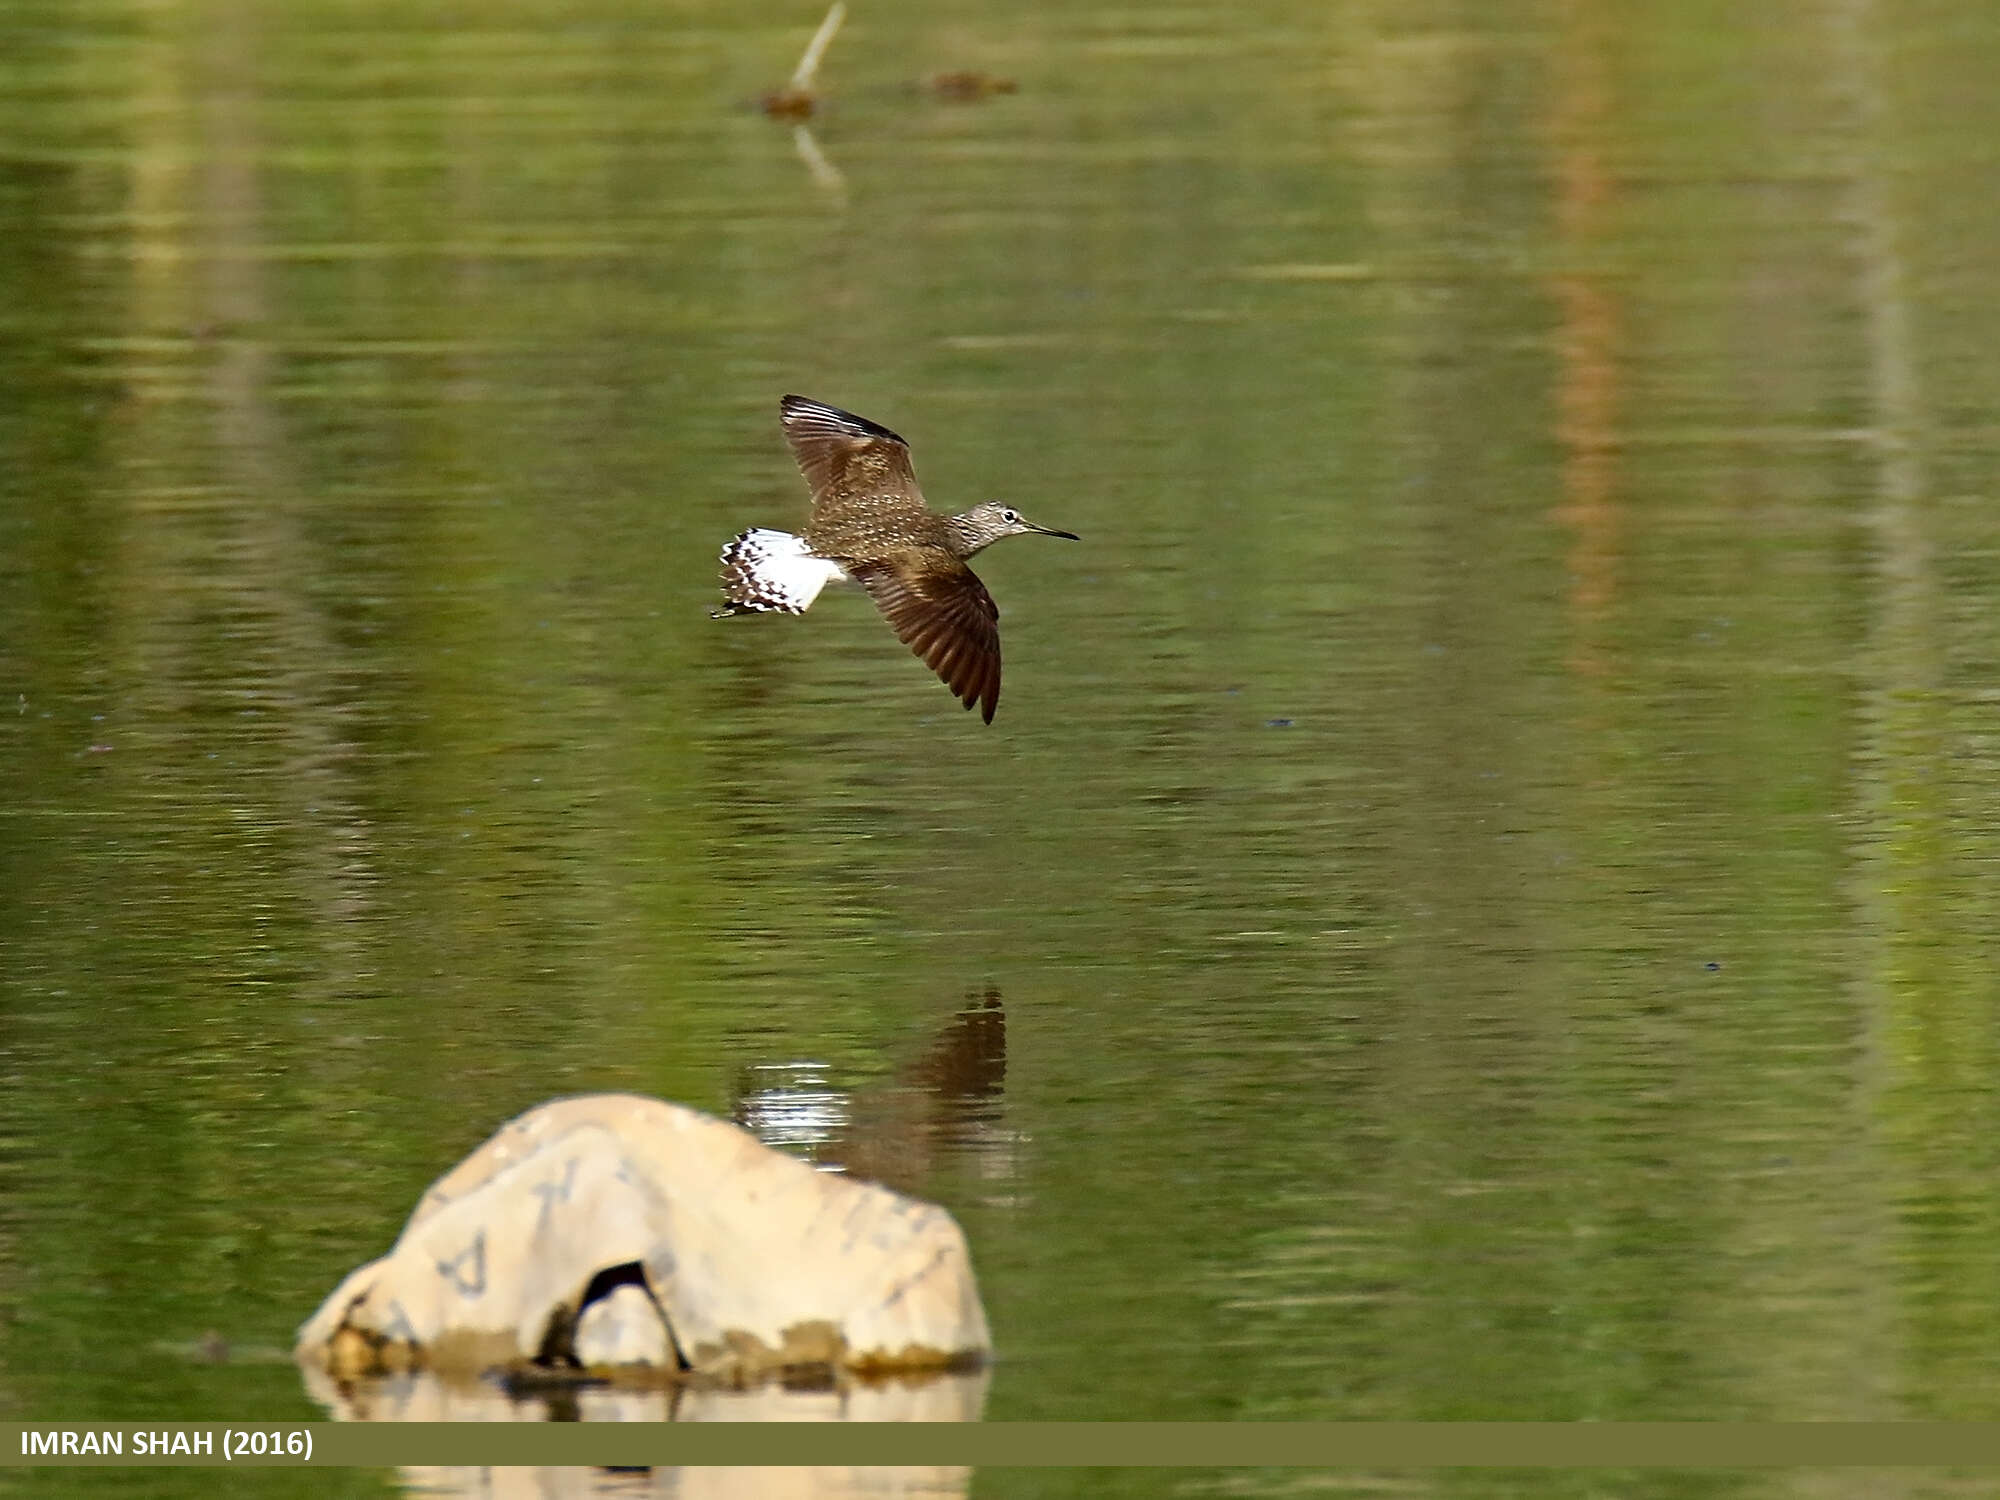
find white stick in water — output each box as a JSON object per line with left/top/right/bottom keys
{"left": 790, "top": 2, "right": 847, "bottom": 92}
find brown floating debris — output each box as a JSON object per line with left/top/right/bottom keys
{"left": 759, "top": 2, "right": 847, "bottom": 119}
{"left": 758, "top": 90, "right": 817, "bottom": 120}
{"left": 924, "top": 71, "right": 1019, "bottom": 101}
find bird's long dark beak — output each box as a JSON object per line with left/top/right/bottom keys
{"left": 1033, "top": 524, "right": 1080, "bottom": 540}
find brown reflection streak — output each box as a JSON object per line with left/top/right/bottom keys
{"left": 828, "top": 986, "right": 1006, "bottom": 1193}
{"left": 121, "top": 6, "right": 380, "bottom": 970}
{"left": 1547, "top": 0, "right": 1621, "bottom": 681}
{"left": 201, "top": 5, "right": 379, "bottom": 933}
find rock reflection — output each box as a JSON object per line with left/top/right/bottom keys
{"left": 400, "top": 1462, "right": 971, "bottom": 1499}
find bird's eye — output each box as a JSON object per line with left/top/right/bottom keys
{"left": 1001, "top": 508, "right": 1018, "bottom": 523}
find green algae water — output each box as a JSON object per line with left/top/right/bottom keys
{"left": 6, "top": 0, "right": 2000, "bottom": 1493}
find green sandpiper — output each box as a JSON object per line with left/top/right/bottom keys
{"left": 713, "top": 395, "right": 1078, "bottom": 722}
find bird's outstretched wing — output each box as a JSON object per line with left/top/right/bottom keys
{"left": 848, "top": 553, "right": 1003, "bottom": 723}
{"left": 780, "top": 395, "right": 930, "bottom": 555}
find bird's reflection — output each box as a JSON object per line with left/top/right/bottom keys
{"left": 732, "top": 988, "right": 1012, "bottom": 1196}
{"left": 734, "top": 1059, "right": 848, "bottom": 1163}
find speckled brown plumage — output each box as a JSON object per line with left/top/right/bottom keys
{"left": 712, "top": 396, "right": 1077, "bottom": 723}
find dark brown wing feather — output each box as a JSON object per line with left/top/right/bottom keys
{"left": 848, "top": 554, "right": 1003, "bottom": 723}
{"left": 779, "top": 396, "right": 932, "bottom": 554}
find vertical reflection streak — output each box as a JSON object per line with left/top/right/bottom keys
{"left": 1547, "top": 0, "right": 1622, "bottom": 684}
{"left": 1831, "top": 0, "right": 1938, "bottom": 1421}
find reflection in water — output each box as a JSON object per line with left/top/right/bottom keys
{"left": 922, "top": 72, "right": 1020, "bottom": 102}
{"left": 402, "top": 1466, "right": 970, "bottom": 1500}
{"left": 305, "top": 1360, "right": 989, "bottom": 1426}
{"left": 737, "top": 1059, "right": 851, "bottom": 1161}
{"left": 8, "top": 0, "right": 2000, "bottom": 1451}
{"left": 1546, "top": 0, "right": 1622, "bottom": 681}
{"left": 792, "top": 125, "right": 848, "bottom": 201}
{"left": 735, "top": 989, "right": 1014, "bottom": 1198}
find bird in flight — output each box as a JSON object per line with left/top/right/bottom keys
{"left": 713, "top": 395, "right": 1078, "bottom": 723}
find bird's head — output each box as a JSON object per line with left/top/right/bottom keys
{"left": 955, "top": 501, "right": 1080, "bottom": 553}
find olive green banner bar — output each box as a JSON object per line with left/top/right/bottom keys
{"left": 8, "top": 1423, "right": 2000, "bottom": 1467}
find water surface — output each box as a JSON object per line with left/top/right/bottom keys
{"left": 5, "top": 0, "right": 2000, "bottom": 1492}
